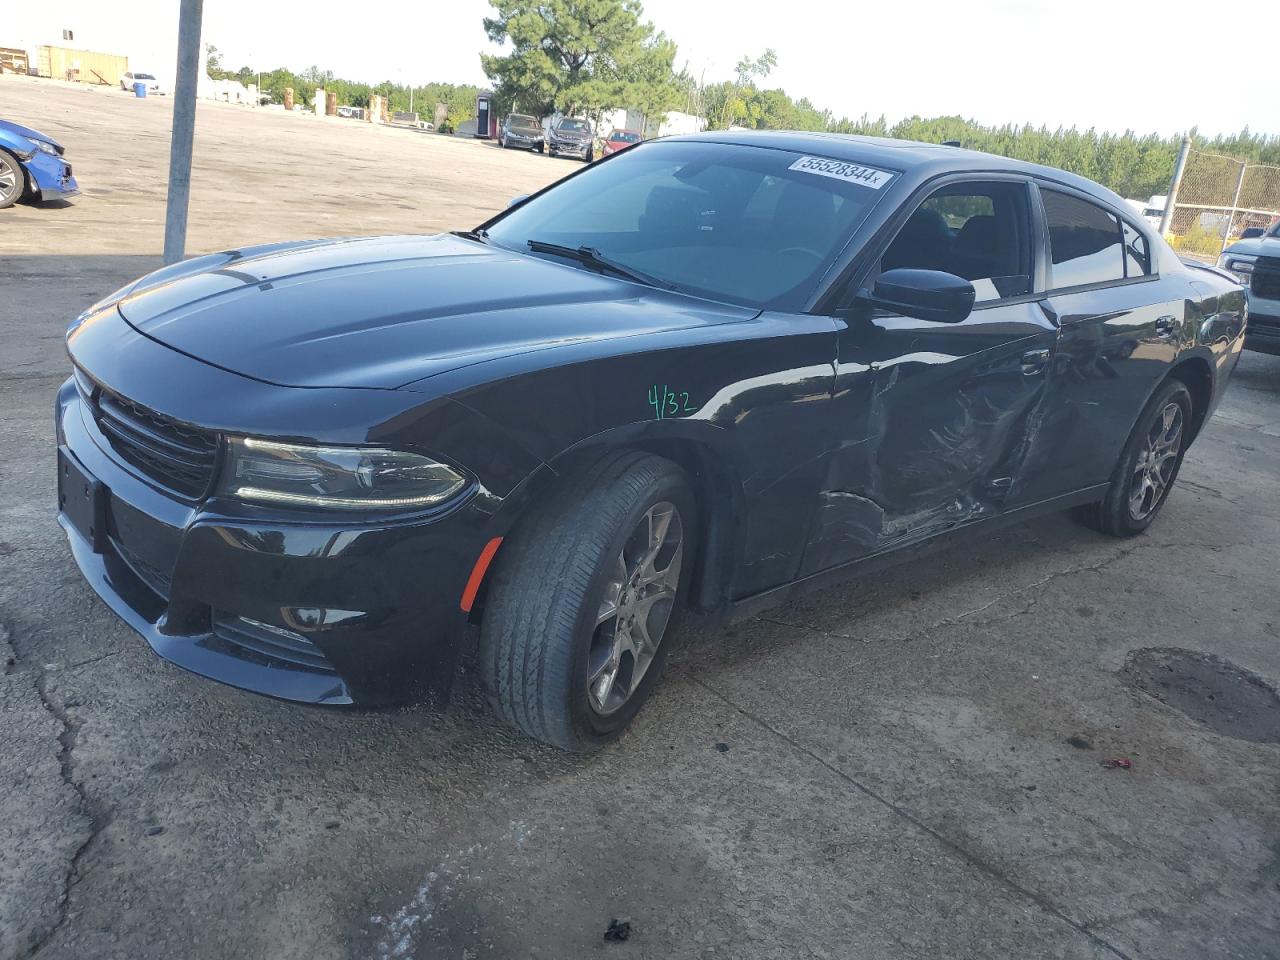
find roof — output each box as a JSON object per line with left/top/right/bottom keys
{"left": 665, "top": 130, "right": 1127, "bottom": 209}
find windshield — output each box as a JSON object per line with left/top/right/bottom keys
{"left": 136, "top": 73, "right": 156, "bottom": 80}
{"left": 611, "top": 131, "right": 642, "bottom": 143}
{"left": 485, "top": 140, "right": 895, "bottom": 310}
{"left": 509, "top": 115, "right": 537, "bottom": 126}
{"left": 558, "top": 119, "right": 588, "bottom": 132}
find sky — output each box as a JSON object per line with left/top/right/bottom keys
{"left": 9, "top": 0, "right": 1279, "bottom": 137}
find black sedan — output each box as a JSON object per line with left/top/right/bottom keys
{"left": 499, "top": 113, "right": 544, "bottom": 153}
{"left": 57, "top": 132, "right": 1246, "bottom": 751}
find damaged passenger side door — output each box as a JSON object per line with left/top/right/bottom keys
{"left": 802, "top": 176, "right": 1056, "bottom": 574}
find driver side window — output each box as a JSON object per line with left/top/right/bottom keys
{"left": 878, "top": 181, "right": 1033, "bottom": 304}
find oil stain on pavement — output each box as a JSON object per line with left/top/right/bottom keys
{"left": 1122, "top": 647, "right": 1280, "bottom": 743}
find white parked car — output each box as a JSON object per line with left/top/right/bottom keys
{"left": 120, "top": 72, "right": 165, "bottom": 95}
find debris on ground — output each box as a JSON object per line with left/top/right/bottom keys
{"left": 714, "top": 742, "right": 730, "bottom": 753}
{"left": 1102, "top": 757, "right": 1133, "bottom": 770}
{"left": 604, "top": 919, "right": 631, "bottom": 942}
{"left": 1066, "top": 735, "right": 1093, "bottom": 750}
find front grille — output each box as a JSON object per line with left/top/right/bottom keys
{"left": 212, "top": 613, "right": 336, "bottom": 673}
{"left": 88, "top": 382, "right": 219, "bottom": 497}
{"left": 1252, "top": 257, "right": 1280, "bottom": 301}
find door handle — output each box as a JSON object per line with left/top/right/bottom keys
{"left": 1155, "top": 315, "right": 1177, "bottom": 339}
{"left": 1021, "top": 348, "right": 1050, "bottom": 376}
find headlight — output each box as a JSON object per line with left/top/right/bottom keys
{"left": 1217, "top": 253, "right": 1256, "bottom": 281}
{"left": 219, "top": 437, "right": 466, "bottom": 510}
{"left": 28, "top": 138, "right": 59, "bottom": 156}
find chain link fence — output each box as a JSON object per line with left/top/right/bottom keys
{"left": 1165, "top": 148, "right": 1280, "bottom": 260}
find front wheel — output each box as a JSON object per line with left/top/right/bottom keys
{"left": 479, "top": 451, "right": 695, "bottom": 752}
{"left": 0, "top": 151, "right": 25, "bottom": 209}
{"left": 1076, "top": 378, "right": 1192, "bottom": 537}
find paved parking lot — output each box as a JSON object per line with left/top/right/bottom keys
{"left": 2, "top": 75, "right": 1279, "bottom": 960}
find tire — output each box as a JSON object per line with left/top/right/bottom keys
{"left": 536, "top": 142, "right": 545, "bottom": 154}
{"left": 479, "top": 450, "right": 696, "bottom": 752}
{"left": 0, "top": 150, "right": 25, "bottom": 209}
{"left": 1075, "top": 379, "right": 1193, "bottom": 537}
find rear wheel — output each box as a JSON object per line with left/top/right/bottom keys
{"left": 479, "top": 450, "right": 695, "bottom": 752}
{"left": 1076, "top": 379, "right": 1192, "bottom": 537}
{"left": 0, "top": 151, "right": 24, "bottom": 209}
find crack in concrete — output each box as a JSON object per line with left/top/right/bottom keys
{"left": 689, "top": 674, "right": 1135, "bottom": 960}
{"left": 3, "top": 622, "right": 109, "bottom": 960}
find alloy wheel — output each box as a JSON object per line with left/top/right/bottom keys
{"left": 0, "top": 160, "right": 19, "bottom": 202}
{"left": 1129, "top": 401, "right": 1183, "bottom": 521}
{"left": 586, "top": 501, "right": 683, "bottom": 716}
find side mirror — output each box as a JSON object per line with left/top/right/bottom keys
{"left": 858, "top": 268, "right": 976, "bottom": 324}
{"left": 507, "top": 194, "right": 529, "bottom": 208}
{"left": 1240, "top": 227, "right": 1265, "bottom": 240}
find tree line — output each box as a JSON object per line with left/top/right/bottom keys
{"left": 207, "top": 0, "right": 1280, "bottom": 203}
{"left": 480, "top": 3, "right": 1278, "bottom": 201}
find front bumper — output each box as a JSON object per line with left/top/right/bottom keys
{"left": 550, "top": 138, "right": 592, "bottom": 157}
{"left": 24, "top": 149, "right": 79, "bottom": 200}
{"left": 1243, "top": 296, "right": 1280, "bottom": 356}
{"left": 55, "top": 377, "right": 491, "bottom": 707}
{"left": 505, "top": 133, "right": 543, "bottom": 148}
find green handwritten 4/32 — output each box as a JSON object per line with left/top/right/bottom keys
{"left": 648, "top": 384, "right": 697, "bottom": 420}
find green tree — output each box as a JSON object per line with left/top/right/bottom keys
{"left": 204, "top": 44, "right": 227, "bottom": 80}
{"left": 481, "top": 0, "right": 669, "bottom": 118}
{"left": 625, "top": 34, "right": 683, "bottom": 131}
{"left": 703, "top": 48, "right": 776, "bottom": 129}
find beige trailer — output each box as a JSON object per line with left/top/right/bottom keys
{"left": 37, "top": 46, "right": 128, "bottom": 87}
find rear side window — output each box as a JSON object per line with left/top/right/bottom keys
{"left": 1042, "top": 189, "right": 1125, "bottom": 288}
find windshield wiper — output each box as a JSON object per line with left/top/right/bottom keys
{"left": 526, "top": 240, "right": 676, "bottom": 290}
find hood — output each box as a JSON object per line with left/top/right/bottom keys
{"left": 1224, "top": 234, "right": 1280, "bottom": 258}
{"left": 0, "top": 119, "right": 63, "bottom": 151}
{"left": 552, "top": 126, "right": 592, "bottom": 141}
{"left": 111, "top": 234, "right": 756, "bottom": 390}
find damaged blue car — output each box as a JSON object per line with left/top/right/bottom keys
{"left": 0, "top": 119, "right": 79, "bottom": 208}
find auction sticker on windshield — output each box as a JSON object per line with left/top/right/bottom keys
{"left": 788, "top": 156, "right": 894, "bottom": 189}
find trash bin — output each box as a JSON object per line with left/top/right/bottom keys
{"left": 133, "top": 82, "right": 147, "bottom": 98}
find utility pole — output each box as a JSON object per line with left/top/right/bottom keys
{"left": 1158, "top": 135, "right": 1192, "bottom": 239}
{"left": 163, "top": 0, "right": 203, "bottom": 265}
